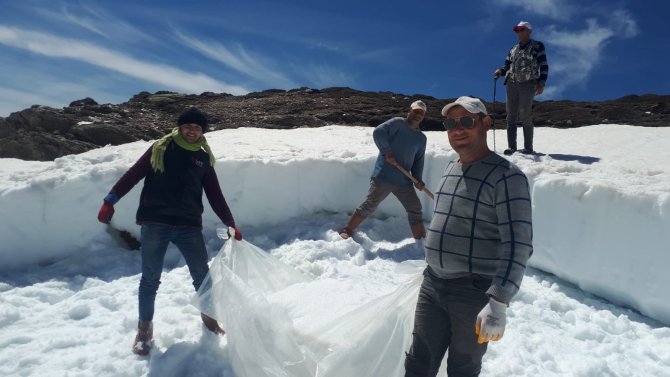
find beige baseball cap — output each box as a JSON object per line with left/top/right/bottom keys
{"left": 410, "top": 100, "right": 427, "bottom": 112}
{"left": 441, "top": 96, "right": 488, "bottom": 117}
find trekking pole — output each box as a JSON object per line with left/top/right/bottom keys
{"left": 492, "top": 77, "right": 498, "bottom": 152}
{"left": 391, "top": 162, "right": 435, "bottom": 200}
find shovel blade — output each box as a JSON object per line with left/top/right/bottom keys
{"left": 106, "top": 224, "right": 141, "bottom": 251}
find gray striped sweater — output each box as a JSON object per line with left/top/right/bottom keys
{"left": 425, "top": 152, "right": 533, "bottom": 304}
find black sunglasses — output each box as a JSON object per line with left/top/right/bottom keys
{"left": 443, "top": 116, "right": 478, "bottom": 130}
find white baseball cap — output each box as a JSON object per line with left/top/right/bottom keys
{"left": 441, "top": 96, "right": 488, "bottom": 117}
{"left": 410, "top": 100, "right": 427, "bottom": 112}
{"left": 513, "top": 21, "right": 533, "bottom": 31}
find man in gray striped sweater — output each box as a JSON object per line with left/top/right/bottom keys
{"left": 405, "top": 96, "right": 533, "bottom": 377}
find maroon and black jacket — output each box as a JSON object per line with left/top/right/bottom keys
{"left": 108, "top": 141, "right": 235, "bottom": 228}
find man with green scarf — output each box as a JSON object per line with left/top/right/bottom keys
{"left": 97, "top": 107, "right": 241, "bottom": 355}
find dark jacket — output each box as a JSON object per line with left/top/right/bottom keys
{"left": 110, "top": 141, "right": 235, "bottom": 228}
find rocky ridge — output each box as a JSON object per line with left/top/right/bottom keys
{"left": 0, "top": 87, "right": 668, "bottom": 161}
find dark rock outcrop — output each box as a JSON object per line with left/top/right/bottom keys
{"left": 1, "top": 87, "right": 668, "bottom": 161}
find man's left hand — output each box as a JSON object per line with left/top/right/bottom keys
{"left": 414, "top": 180, "right": 426, "bottom": 190}
{"left": 475, "top": 297, "right": 507, "bottom": 344}
{"left": 535, "top": 83, "right": 545, "bottom": 96}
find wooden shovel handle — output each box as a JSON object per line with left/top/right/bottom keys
{"left": 391, "top": 163, "right": 435, "bottom": 200}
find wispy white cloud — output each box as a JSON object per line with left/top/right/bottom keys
{"left": 0, "top": 25, "right": 249, "bottom": 95}
{"left": 542, "top": 12, "right": 639, "bottom": 97}
{"left": 492, "top": 0, "right": 639, "bottom": 98}
{"left": 493, "top": 0, "right": 575, "bottom": 20}
{"left": 297, "top": 63, "right": 355, "bottom": 89}
{"left": 174, "top": 31, "right": 296, "bottom": 89}
{"left": 0, "top": 63, "right": 139, "bottom": 116}
{"left": 175, "top": 29, "right": 369, "bottom": 91}
{"left": 610, "top": 9, "right": 639, "bottom": 38}
{"left": 352, "top": 46, "right": 401, "bottom": 64}
{"left": 0, "top": 87, "right": 56, "bottom": 116}
{"left": 32, "top": 3, "right": 156, "bottom": 44}
{"left": 0, "top": 83, "right": 115, "bottom": 117}
{"left": 308, "top": 41, "right": 341, "bottom": 53}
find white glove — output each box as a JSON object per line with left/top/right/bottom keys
{"left": 475, "top": 297, "right": 507, "bottom": 344}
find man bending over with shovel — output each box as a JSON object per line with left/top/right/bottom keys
{"left": 339, "top": 100, "right": 429, "bottom": 240}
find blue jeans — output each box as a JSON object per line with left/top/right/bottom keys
{"left": 405, "top": 267, "right": 491, "bottom": 377}
{"left": 138, "top": 223, "right": 209, "bottom": 321}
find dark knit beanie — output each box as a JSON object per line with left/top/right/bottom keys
{"left": 177, "top": 107, "right": 208, "bottom": 132}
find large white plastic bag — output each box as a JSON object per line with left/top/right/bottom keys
{"left": 195, "top": 239, "right": 316, "bottom": 377}
{"left": 304, "top": 261, "right": 450, "bottom": 377}
{"left": 223, "top": 238, "right": 310, "bottom": 292}
{"left": 197, "top": 239, "right": 309, "bottom": 319}
{"left": 195, "top": 239, "right": 436, "bottom": 377}
{"left": 302, "top": 267, "right": 424, "bottom": 377}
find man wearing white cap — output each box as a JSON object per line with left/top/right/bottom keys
{"left": 339, "top": 100, "right": 428, "bottom": 241}
{"left": 494, "top": 21, "right": 549, "bottom": 155}
{"left": 404, "top": 96, "right": 533, "bottom": 377}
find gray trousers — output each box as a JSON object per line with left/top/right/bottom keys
{"left": 405, "top": 267, "right": 491, "bottom": 377}
{"left": 355, "top": 177, "right": 423, "bottom": 225}
{"left": 505, "top": 80, "right": 536, "bottom": 150}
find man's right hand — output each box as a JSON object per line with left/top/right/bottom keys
{"left": 414, "top": 180, "right": 426, "bottom": 191}
{"left": 494, "top": 69, "right": 502, "bottom": 79}
{"left": 97, "top": 202, "right": 115, "bottom": 224}
{"left": 384, "top": 152, "right": 397, "bottom": 165}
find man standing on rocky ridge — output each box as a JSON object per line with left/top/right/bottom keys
{"left": 494, "top": 20, "right": 549, "bottom": 155}
{"left": 96, "top": 107, "right": 242, "bottom": 355}
{"left": 339, "top": 100, "right": 429, "bottom": 241}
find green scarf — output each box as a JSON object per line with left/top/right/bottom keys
{"left": 150, "top": 127, "right": 216, "bottom": 172}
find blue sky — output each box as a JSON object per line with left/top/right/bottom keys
{"left": 0, "top": 0, "right": 668, "bottom": 116}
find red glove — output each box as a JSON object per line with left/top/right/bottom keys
{"left": 233, "top": 227, "right": 243, "bottom": 241}
{"left": 97, "top": 202, "right": 115, "bottom": 224}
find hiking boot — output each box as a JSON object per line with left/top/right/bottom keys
{"left": 503, "top": 148, "right": 516, "bottom": 155}
{"left": 520, "top": 148, "right": 534, "bottom": 155}
{"left": 132, "top": 320, "right": 153, "bottom": 356}
{"left": 201, "top": 313, "right": 225, "bottom": 335}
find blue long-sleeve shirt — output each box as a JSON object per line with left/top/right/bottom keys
{"left": 371, "top": 117, "right": 427, "bottom": 187}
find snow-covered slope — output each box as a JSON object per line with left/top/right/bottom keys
{"left": 1, "top": 125, "right": 668, "bottom": 324}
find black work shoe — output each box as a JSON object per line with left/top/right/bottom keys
{"left": 520, "top": 148, "right": 535, "bottom": 155}
{"left": 503, "top": 148, "right": 516, "bottom": 155}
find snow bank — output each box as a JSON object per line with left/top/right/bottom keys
{"left": 1, "top": 125, "right": 668, "bottom": 325}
